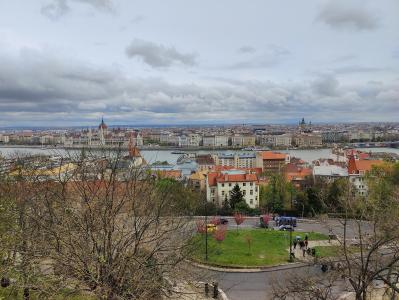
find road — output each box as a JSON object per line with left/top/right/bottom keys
{"left": 212, "top": 216, "right": 371, "bottom": 239}
{"left": 211, "top": 265, "right": 324, "bottom": 300}
{"left": 193, "top": 217, "right": 372, "bottom": 299}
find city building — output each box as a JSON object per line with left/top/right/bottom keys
{"left": 231, "top": 135, "right": 256, "bottom": 147}
{"left": 214, "top": 135, "right": 229, "bottom": 147}
{"left": 255, "top": 151, "right": 290, "bottom": 173}
{"left": 348, "top": 156, "right": 384, "bottom": 196}
{"left": 195, "top": 154, "right": 215, "bottom": 172}
{"left": 214, "top": 153, "right": 256, "bottom": 168}
{"left": 206, "top": 169, "right": 259, "bottom": 208}
{"left": 293, "top": 134, "right": 322, "bottom": 148}
{"left": 203, "top": 135, "right": 215, "bottom": 147}
{"left": 313, "top": 165, "right": 348, "bottom": 182}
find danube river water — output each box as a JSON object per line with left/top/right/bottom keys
{"left": 1, "top": 146, "right": 398, "bottom": 165}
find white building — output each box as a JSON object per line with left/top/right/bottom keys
{"left": 214, "top": 153, "right": 257, "bottom": 168}
{"left": 206, "top": 169, "right": 259, "bottom": 208}
{"left": 203, "top": 136, "right": 215, "bottom": 147}
{"left": 313, "top": 165, "right": 348, "bottom": 182}
{"left": 215, "top": 135, "right": 229, "bottom": 147}
{"left": 0, "top": 134, "right": 9, "bottom": 143}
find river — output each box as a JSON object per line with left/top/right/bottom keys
{"left": 1, "top": 146, "right": 398, "bottom": 165}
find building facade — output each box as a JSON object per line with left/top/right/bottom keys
{"left": 206, "top": 169, "right": 259, "bottom": 208}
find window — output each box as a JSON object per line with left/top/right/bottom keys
{"left": 250, "top": 190, "right": 253, "bottom": 195}
{"left": 250, "top": 199, "right": 253, "bottom": 205}
{"left": 243, "top": 190, "right": 246, "bottom": 195}
{"left": 221, "top": 183, "right": 224, "bottom": 187}
{"left": 229, "top": 183, "right": 232, "bottom": 187}
{"left": 250, "top": 182, "right": 253, "bottom": 186}
{"left": 222, "top": 191, "right": 225, "bottom": 195}
{"left": 243, "top": 183, "right": 246, "bottom": 186}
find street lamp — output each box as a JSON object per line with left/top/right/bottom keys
{"left": 203, "top": 175, "right": 208, "bottom": 261}
{"left": 289, "top": 216, "right": 293, "bottom": 262}
{"left": 205, "top": 196, "right": 208, "bottom": 261}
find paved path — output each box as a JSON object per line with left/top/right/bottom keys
{"left": 290, "top": 240, "right": 340, "bottom": 262}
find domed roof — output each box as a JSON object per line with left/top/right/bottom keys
{"left": 98, "top": 117, "right": 108, "bottom": 130}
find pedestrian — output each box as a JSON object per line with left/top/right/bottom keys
{"left": 293, "top": 239, "right": 297, "bottom": 249}
{"left": 302, "top": 248, "right": 306, "bottom": 257}
{"left": 299, "top": 240, "right": 305, "bottom": 250}
{"left": 304, "top": 234, "right": 309, "bottom": 249}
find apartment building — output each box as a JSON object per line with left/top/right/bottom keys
{"left": 348, "top": 156, "right": 384, "bottom": 196}
{"left": 215, "top": 135, "right": 229, "bottom": 147}
{"left": 206, "top": 169, "right": 259, "bottom": 208}
{"left": 255, "top": 151, "right": 290, "bottom": 173}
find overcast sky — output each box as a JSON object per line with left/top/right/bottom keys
{"left": 0, "top": 0, "right": 398, "bottom": 127}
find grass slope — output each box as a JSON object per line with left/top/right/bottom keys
{"left": 192, "top": 229, "right": 327, "bottom": 267}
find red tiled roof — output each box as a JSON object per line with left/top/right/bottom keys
{"left": 348, "top": 156, "right": 384, "bottom": 174}
{"left": 259, "top": 151, "right": 287, "bottom": 160}
{"left": 207, "top": 172, "right": 258, "bottom": 186}
{"left": 157, "top": 170, "right": 182, "bottom": 179}
{"left": 211, "top": 166, "right": 262, "bottom": 175}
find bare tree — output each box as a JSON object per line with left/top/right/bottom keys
{"left": 1, "top": 149, "right": 207, "bottom": 299}
{"left": 273, "top": 163, "right": 399, "bottom": 300}
{"left": 272, "top": 272, "right": 341, "bottom": 300}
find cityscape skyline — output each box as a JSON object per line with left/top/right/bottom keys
{"left": 0, "top": 0, "right": 398, "bottom": 126}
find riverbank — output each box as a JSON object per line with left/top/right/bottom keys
{"left": 1, "top": 145, "right": 399, "bottom": 165}
{"left": 0, "top": 143, "right": 398, "bottom": 152}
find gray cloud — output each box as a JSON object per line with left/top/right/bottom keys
{"left": 237, "top": 46, "right": 256, "bottom": 54}
{"left": 41, "top": 0, "right": 70, "bottom": 20}
{"left": 228, "top": 44, "right": 290, "bottom": 69}
{"left": 333, "top": 65, "right": 388, "bottom": 74}
{"left": 316, "top": 0, "right": 379, "bottom": 31}
{"left": 311, "top": 74, "right": 339, "bottom": 97}
{"left": 41, "top": 0, "right": 114, "bottom": 20}
{"left": 0, "top": 49, "right": 397, "bottom": 126}
{"left": 125, "top": 39, "right": 197, "bottom": 68}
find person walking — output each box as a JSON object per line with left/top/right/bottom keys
{"left": 293, "top": 238, "right": 298, "bottom": 250}
{"left": 304, "top": 234, "right": 309, "bottom": 249}
{"left": 299, "top": 240, "right": 305, "bottom": 250}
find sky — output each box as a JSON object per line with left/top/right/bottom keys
{"left": 0, "top": 0, "right": 398, "bottom": 127}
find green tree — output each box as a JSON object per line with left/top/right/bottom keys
{"left": 229, "top": 184, "right": 244, "bottom": 210}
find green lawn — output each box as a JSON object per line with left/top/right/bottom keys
{"left": 191, "top": 229, "right": 328, "bottom": 267}
{"left": 314, "top": 245, "right": 359, "bottom": 258}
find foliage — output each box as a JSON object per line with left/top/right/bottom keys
{"left": 233, "top": 212, "right": 245, "bottom": 232}
{"left": 260, "top": 173, "right": 291, "bottom": 213}
{"left": 213, "top": 225, "right": 227, "bottom": 243}
{"left": 229, "top": 184, "right": 244, "bottom": 210}
{"left": 0, "top": 150, "right": 199, "bottom": 299}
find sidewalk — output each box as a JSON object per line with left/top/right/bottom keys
{"left": 187, "top": 259, "right": 309, "bottom": 273}
{"left": 289, "top": 240, "right": 340, "bottom": 262}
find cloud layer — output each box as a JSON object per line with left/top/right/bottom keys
{"left": 316, "top": 0, "right": 379, "bottom": 31}
{"left": 125, "top": 39, "right": 197, "bottom": 68}
{"left": 0, "top": 49, "right": 397, "bottom": 126}
{"left": 41, "top": 0, "right": 113, "bottom": 20}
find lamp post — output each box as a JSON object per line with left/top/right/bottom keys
{"left": 203, "top": 175, "right": 209, "bottom": 262}
{"left": 289, "top": 216, "right": 293, "bottom": 262}
{"left": 205, "top": 197, "right": 208, "bottom": 261}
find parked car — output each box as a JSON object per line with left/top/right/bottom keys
{"left": 278, "top": 224, "right": 294, "bottom": 231}
{"left": 220, "top": 218, "right": 229, "bottom": 225}
{"left": 276, "top": 216, "right": 297, "bottom": 227}
{"left": 206, "top": 224, "right": 216, "bottom": 233}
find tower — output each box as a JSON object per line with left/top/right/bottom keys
{"left": 98, "top": 117, "right": 108, "bottom": 146}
